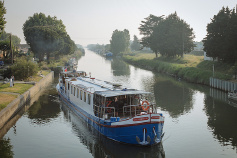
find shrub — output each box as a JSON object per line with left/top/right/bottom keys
{"left": 10, "top": 57, "right": 38, "bottom": 80}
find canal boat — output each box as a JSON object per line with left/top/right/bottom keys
{"left": 56, "top": 70, "right": 165, "bottom": 146}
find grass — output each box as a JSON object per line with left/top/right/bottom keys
{"left": 24, "top": 70, "right": 51, "bottom": 82}
{"left": 0, "top": 93, "right": 18, "bottom": 111}
{"left": 0, "top": 83, "right": 33, "bottom": 94}
{"left": 123, "top": 52, "right": 233, "bottom": 85}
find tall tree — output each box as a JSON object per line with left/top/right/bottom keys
{"left": 0, "top": 0, "right": 6, "bottom": 34}
{"left": 130, "top": 35, "right": 141, "bottom": 51}
{"left": 203, "top": 7, "right": 237, "bottom": 63}
{"left": 110, "top": 29, "right": 130, "bottom": 55}
{"left": 139, "top": 14, "right": 164, "bottom": 57}
{"left": 23, "top": 13, "right": 75, "bottom": 62}
{"left": 154, "top": 12, "right": 195, "bottom": 57}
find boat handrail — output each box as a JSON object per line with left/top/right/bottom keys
{"left": 93, "top": 104, "right": 116, "bottom": 119}
{"left": 123, "top": 104, "right": 156, "bottom": 117}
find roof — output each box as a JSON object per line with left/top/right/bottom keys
{"left": 94, "top": 90, "right": 150, "bottom": 97}
{"left": 66, "top": 77, "right": 150, "bottom": 97}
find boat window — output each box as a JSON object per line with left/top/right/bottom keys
{"left": 84, "top": 92, "right": 86, "bottom": 102}
{"left": 88, "top": 94, "right": 91, "bottom": 105}
{"left": 71, "top": 85, "right": 73, "bottom": 94}
{"left": 80, "top": 90, "right": 83, "bottom": 100}
{"left": 74, "top": 87, "right": 76, "bottom": 96}
{"left": 77, "top": 88, "right": 79, "bottom": 98}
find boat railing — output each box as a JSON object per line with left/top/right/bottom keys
{"left": 123, "top": 104, "right": 156, "bottom": 117}
{"left": 93, "top": 104, "right": 116, "bottom": 119}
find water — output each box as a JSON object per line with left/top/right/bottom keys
{"left": 0, "top": 49, "right": 237, "bottom": 158}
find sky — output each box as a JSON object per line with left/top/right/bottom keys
{"left": 4, "top": 0, "right": 237, "bottom": 46}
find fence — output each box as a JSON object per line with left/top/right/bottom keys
{"left": 210, "top": 77, "right": 237, "bottom": 92}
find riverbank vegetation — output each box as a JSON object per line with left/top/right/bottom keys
{"left": 123, "top": 52, "right": 233, "bottom": 85}
{"left": 109, "top": 7, "right": 237, "bottom": 85}
{"left": 0, "top": 3, "right": 84, "bottom": 111}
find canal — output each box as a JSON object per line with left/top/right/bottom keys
{"left": 0, "top": 49, "right": 237, "bottom": 158}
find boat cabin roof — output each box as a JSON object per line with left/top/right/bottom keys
{"left": 66, "top": 77, "right": 150, "bottom": 97}
{"left": 94, "top": 90, "right": 150, "bottom": 97}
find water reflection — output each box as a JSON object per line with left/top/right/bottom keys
{"left": 0, "top": 137, "right": 14, "bottom": 158}
{"left": 60, "top": 101, "right": 165, "bottom": 158}
{"left": 111, "top": 58, "right": 130, "bottom": 76}
{"left": 153, "top": 76, "right": 194, "bottom": 118}
{"left": 27, "top": 87, "right": 61, "bottom": 125}
{"left": 204, "top": 95, "right": 237, "bottom": 148}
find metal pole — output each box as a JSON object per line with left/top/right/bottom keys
{"left": 213, "top": 64, "right": 214, "bottom": 77}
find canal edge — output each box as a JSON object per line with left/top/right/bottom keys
{"left": 0, "top": 71, "right": 54, "bottom": 130}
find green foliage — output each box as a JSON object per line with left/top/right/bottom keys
{"left": 0, "top": 40, "right": 10, "bottom": 51}
{"left": 23, "top": 13, "right": 76, "bottom": 63}
{"left": 154, "top": 12, "right": 195, "bottom": 57}
{"left": 139, "top": 14, "right": 163, "bottom": 57}
{"left": 0, "top": 1, "right": 6, "bottom": 34}
{"left": 110, "top": 29, "right": 130, "bottom": 55}
{"left": 130, "top": 35, "right": 141, "bottom": 51}
{"left": 87, "top": 43, "right": 109, "bottom": 53}
{"left": 123, "top": 54, "right": 232, "bottom": 85}
{"left": 10, "top": 57, "right": 38, "bottom": 80}
{"left": 0, "top": 137, "right": 14, "bottom": 158}
{"left": 0, "top": 31, "right": 21, "bottom": 46}
{"left": 0, "top": 32, "right": 21, "bottom": 61}
{"left": 203, "top": 7, "right": 237, "bottom": 63}
{"left": 139, "top": 13, "right": 195, "bottom": 57}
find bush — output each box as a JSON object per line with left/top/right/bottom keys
{"left": 10, "top": 57, "right": 38, "bottom": 80}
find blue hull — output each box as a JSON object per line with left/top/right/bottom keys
{"left": 58, "top": 91, "right": 164, "bottom": 146}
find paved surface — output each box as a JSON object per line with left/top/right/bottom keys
{"left": 0, "top": 91, "right": 20, "bottom": 96}
{"left": 0, "top": 81, "right": 36, "bottom": 84}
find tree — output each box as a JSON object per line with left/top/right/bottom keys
{"left": 139, "top": 14, "right": 163, "bottom": 57}
{"left": 130, "top": 35, "right": 141, "bottom": 51}
{"left": 23, "top": 13, "right": 75, "bottom": 63}
{"left": 0, "top": 0, "right": 6, "bottom": 34}
{"left": 154, "top": 12, "right": 195, "bottom": 57}
{"left": 203, "top": 7, "right": 237, "bottom": 63}
{"left": 0, "top": 32, "right": 21, "bottom": 62}
{"left": 110, "top": 29, "right": 130, "bottom": 55}
{"left": 139, "top": 13, "right": 195, "bottom": 58}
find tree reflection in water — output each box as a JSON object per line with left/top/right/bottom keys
{"left": 27, "top": 87, "right": 60, "bottom": 125}
{"left": 60, "top": 101, "right": 165, "bottom": 158}
{"left": 111, "top": 58, "right": 130, "bottom": 76}
{"left": 0, "top": 137, "right": 14, "bottom": 158}
{"left": 204, "top": 95, "right": 237, "bottom": 149}
{"left": 154, "top": 77, "right": 194, "bottom": 118}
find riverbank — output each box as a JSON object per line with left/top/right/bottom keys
{"left": 0, "top": 71, "right": 54, "bottom": 129}
{"left": 123, "top": 52, "right": 233, "bottom": 85}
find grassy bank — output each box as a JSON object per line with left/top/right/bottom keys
{"left": 123, "top": 52, "right": 233, "bottom": 85}
{"left": 0, "top": 93, "right": 18, "bottom": 111}
{"left": 0, "top": 50, "right": 83, "bottom": 112}
{"left": 0, "top": 83, "right": 33, "bottom": 111}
